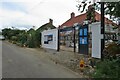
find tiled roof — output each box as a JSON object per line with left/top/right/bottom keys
{"left": 60, "top": 11, "right": 117, "bottom": 28}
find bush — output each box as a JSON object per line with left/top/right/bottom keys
{"left": 35, "top": 31, "right": 41, "bottom": 47}
{"left": 27, "top": 39, "right": 35, "bottom": 48}
{"left": 106, "top": 42, "right": 120, "bottom": 55}
{"left": 92, "top": 58, "right": 120, "bottom": 78}
{"left": 92, "top": 42, "right": 120, "bottom": 79}
{"left": 11, "top": 36, "right": 17, "bottom": 41}
{"left": 16, "top": 42, "right": 23, "bottom": 47}
{"left": 103, "top": 42, "right": 120, "bottom": 59}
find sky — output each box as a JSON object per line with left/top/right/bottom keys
{"left": 0, "top": 0, "right": 85, "bottom": 31}
{"left": 0, "top": 0, "right": 116, "bottom": 31}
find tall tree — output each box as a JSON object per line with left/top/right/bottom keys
{"left": 105, "top": 2, "right": 120, "bottom": 18}
{"left": 77, "top": 1, "right": 120, "bottom": 21}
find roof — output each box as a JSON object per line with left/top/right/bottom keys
{"left": 60, "top": 13, "right": 87, "bottom": 28}
{"left": 60, "top": 11, "right": 117, "bottom": 28}
{"left": 36, "top": 23, "right": 56, "bottom": 32}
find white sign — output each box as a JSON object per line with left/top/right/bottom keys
{"left": 41, "top": 29, "right": 58, "bottom": 50}
{"left": 91, "top": 22, "right": 103, "bottom": 59}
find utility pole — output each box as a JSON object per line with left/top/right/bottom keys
{"left": 73, "top": 26, "right": 76, "bottom": 53}
{"left": 57, "top": 26, "right": 60, "bottom": 51}
{"left": 101, "top": 2, "right": 105, "bottom": 59}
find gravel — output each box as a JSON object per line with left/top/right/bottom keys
{"left": 30, "top": 48, "right": 94, "bottom": 77}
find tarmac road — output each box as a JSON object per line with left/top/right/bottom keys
{"left": 2, "top": 41, "right": 81, "bottom": 78}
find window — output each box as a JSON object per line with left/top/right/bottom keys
{"left": 44, "top": 34, "right": 53, "bottom": 44}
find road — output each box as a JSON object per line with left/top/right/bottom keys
{"left": 2, "top": 41, "right": 81, "bottom": 78}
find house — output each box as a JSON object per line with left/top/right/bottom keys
{"left": 60, "top": 12, "right": 117, "bottom": 29}
{"left": 59, "top": 11, "right": 118, "bottom": 52}
{"left": 36, "top": 19, "right": 56, "bottom": 32}
{"left": 36, "top": 19, "right": 56, "bottom": 46}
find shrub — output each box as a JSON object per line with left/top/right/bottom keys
{"left": 16, "top": 42, "right": 23, "bottom": 47}
{"left": 106, "top": 42, "right": 120, "bottom": 55}
{"left": 11, "top": 36, "right": 17, "bottom": 41}
{"left": 92, "top": 58, "right": 119, "bottom": 78}
{"left": 103, "top": 42, "right": 120, "bottom": 59}
{"left": 92, "top": 42, "right": 120, "bottom": 78}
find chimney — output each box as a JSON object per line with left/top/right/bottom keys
{"left": 58, "top": 25, "right": 61, "bottom": 29}
{"left": 49, "top": 19, "right": 53, "bottom": 24}
{"left": 71, "top": 12, "right": 75, "bottom": 19}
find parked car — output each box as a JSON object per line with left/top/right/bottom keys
{"left": 0, "top": 35, "right": 5, "bottom": 40}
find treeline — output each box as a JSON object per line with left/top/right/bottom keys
{"left": 2, "top": 28, "right": 41, "bottom": 48}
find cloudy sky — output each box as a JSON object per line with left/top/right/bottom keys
{"left": 0, "top": 0, "right": 86, "bottom": 30}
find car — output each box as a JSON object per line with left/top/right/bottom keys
{"left": 0, "top": 35, "right": 5, "bottom": 40}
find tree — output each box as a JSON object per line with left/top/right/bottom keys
{"left": 105, "top": 2, "right": 120, "bottom": 18}
{"left": 17, "top": 30, "right": 27, "bottom": 46}
{"left": 77, "top": 1, "right": 120, "bottom": 21}
{"left": 26, "top": 28, "right": 36, "bottom": 48}
{"left": 2, "top": 28, "right": 24, "bottom": 41}
{"left": 2, "top": 28, "right": 12, "bottom": 39}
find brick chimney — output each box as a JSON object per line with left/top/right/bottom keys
{"left": 49, "top": 19, "right": 53, "bottom": 24}
{"left": 71, "top": 12, "right": 75, "bottom": 19}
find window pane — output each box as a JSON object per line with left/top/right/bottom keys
{"left": 84, "top": 28, "right": 87, "bottom": 36}
{"left": 80, "top": 29, "right": 83, "bottom": 36}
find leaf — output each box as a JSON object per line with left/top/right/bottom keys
{"left": 81, "top": 3, "right": 87, "bottom": 12}
{"left": 89, "top": 1, "right": 91, "bottom": 4}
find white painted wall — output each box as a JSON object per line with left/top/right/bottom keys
{"left": 89, "top": 23, "right": 118, "bottom": 33}
{"left": 41, "top": 29, "right": 58, "bottom": 50}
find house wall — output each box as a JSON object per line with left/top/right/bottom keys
{"left": 89, "top": 22, "right": 118, "bottom": 40}
{"left": 41, "top": 29, "right": 58, "bottom": 50}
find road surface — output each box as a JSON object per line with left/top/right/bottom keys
{"left": 2, "top": 41, "right": 81, "bottom": 78}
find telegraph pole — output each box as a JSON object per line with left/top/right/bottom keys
{"left": 101, "top": 2, "right": 105, "bottom": 59}
{"left": 73, "top": 26, "right": 76, "bottom": 53}
{"left": 57, "top": 26, "right": 60, "bottom": 52}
